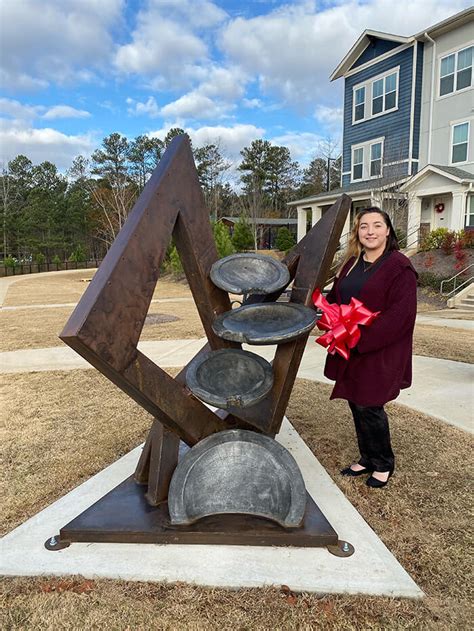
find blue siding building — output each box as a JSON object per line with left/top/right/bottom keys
{"left": 289, "top": 9, "right": 474, "bottom": 244}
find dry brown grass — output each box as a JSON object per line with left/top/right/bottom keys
{"left": 0, "top": 300, "right": 203, "bottom": 352}
{"left": 2, "top": 271, "right": 192, "bottom": 307}
{"left": 413, "top": 324, "right": 473, "bottom": 363}
{"left": 1, "top": 374, "right": 472, "bottom": 629}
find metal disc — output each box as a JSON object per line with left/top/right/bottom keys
{"left": 210, "top": 253, "right": 290, "bottom": 295}
{"left": 168, "top": 429, "right": 307, "bottom": 528}
{"left": 212, "top": 302, "right": 317, "bottom": 345}
{"left": 186, "top": 349, "right": 273, "bottom": 409}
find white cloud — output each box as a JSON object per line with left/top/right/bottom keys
{"left": 42, "top": 105, "right": 91, "bottom": 120}
{"left": 160, "top": 92, "right": 232, "bottom": 120}
{"left": 0, "top": 0, "right": 123, "bottom": 89}
{"left": 0, "top": 123, "right": 95, "bottom": 170}
{"left": 149, "top": 122, "right": 264, "bottom": 164}
{"left": 0, "top": 98, "right": 41, "bottom": 122}
{"left": 219, "top": 0, "right": 471, "bottom": 109}
{"left": 270, "top": 131, "right": 327, "bottom": 165}
{"left": 127, "top": 96, "right": 161, "bottom": 118}
{"left": 314, "top": 105, "right": 343, "bottom": 132}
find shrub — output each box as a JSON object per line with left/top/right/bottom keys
{"left": 457, "top": 229, "right": 474, "bottom": 249}
{"left": 275, "top": 227, "right": 296, "bottom": 252}
{"left": 4, "top": 256, "right": 17, "bottom": 268}
{"left": 440, "top": 230, "right": 456, "bottom": 255}
{"left": 454, "top": 239, "right": 468, "bottom": 271}
{"left": 421, "top": 227, "right": 449, "bottom": 251}
{"left": 232, "top": 215, "right": 254, "bottom": 252}
{"left": 69, "top": 244, "right": 87, "bottom": 263}
{"left": 417, "top": 271, "right": 447, "bottom": 291}
{"left": 395, "top": 228, "right": 407, "bottom": 248}
{"left": 52, "top": 255, "right": 62, "bottom": 268}
{"left": 166, "top": 244, "right": 184, "bottom": 277}
{"left": 212, "top": 221, "right": 235, "bottom": 258}
{"left": 35, "top": 252, "right": 46, "bottom": 265}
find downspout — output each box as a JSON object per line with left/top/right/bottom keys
{"left": 408, "top": 38, "right": 417, "bottom": 175}
{"left": 424, "top": 32, "right": 436, "bottom": 165}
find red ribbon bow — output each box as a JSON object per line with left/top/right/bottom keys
{"left": 312, "top": 288, "right": 379, "bottom": 360}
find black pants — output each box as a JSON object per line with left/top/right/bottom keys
{"left": 348, "top": 402, "right": 395, "bottom": 472}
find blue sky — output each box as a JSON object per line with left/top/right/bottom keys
{"left": 0, "top": 0, "right": 471, "bottom": 172}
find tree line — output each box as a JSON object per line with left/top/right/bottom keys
{"left": 0, "top": 128, "right": 341, "bottom": 264}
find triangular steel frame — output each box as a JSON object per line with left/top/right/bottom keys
{"left": 59, "top": 135, "right": 351, "bottom": 536}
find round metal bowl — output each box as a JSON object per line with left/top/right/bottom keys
{"left": 168, "top": 429, "right": 307, "bottom": 528}
{"left": 186, "top": 349, "right": 273, "bottom": 409}
{"left": 213, "top": 302, "right": 317, "bottom": 345}
{"left": 210, "top": 253, "right": 290, "bottom": 295}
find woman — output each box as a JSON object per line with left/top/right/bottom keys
{"left": 324, "top": 207, "right": 417, "bottom": 488}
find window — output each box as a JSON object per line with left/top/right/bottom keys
{"left": 371, "top": 73, "right": 397, "bottom": 116}
{"left": 440, "top": 46, "right": 473, "bottom": 96}
{"left": 370, "top": 142, "right": 382, "bottom": 176}
{"left": 351, "top": 138, "right": 384, "bottom": 182}
{"left": 354, "top": 87, "right": 365, "bottom": 121}
{"left": 451, "top": 122, "right": 469, "bottom": 164}
{"left": 352, "top": 67, "right": 399, "bottom": 124}
{"left": 353, "top": 147, "right": 364, "bottom": 180}
{"left": 466, "top": 195, "right": 474, "bottom": 228}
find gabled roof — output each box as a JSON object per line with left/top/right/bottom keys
{"left": 330, "top": 30, "right": 412, "bottom": 81}
{"left": 330, "top": 7, "right": 474, "bottom": 82}
{"left": 402, "top": 164, "right": 474, "bottom": 190}
{"left": 415, "top": 6, "right": 474, "bottom": 39}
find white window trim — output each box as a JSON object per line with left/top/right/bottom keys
{"left": 437, "top": 42, "right": 474, "bottom": 100}
{"left": 352, "top": 67, "right": 399, "bottom": 125}
{"left": 450, "top": 120, "right": 470, "bottom": 166}
{"left": 351, "top": 137, "right": 385, "bottom": 183}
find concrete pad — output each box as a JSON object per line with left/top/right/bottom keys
{"left": 0, "top": 419, "right": 423, "bottom": 598}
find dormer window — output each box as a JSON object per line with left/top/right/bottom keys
{"left": 440, "top": 46, "right": 473, "bottom": 96}
{"left": 352, "top": 67, "right": 399, "bottom": 124}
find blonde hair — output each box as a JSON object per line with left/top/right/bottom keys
{"left": 337, "top": 207, "right": 398, "bottom": 275}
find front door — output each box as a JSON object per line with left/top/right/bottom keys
{"left": 433, "top": 196, "right": 450, "bottom": 229}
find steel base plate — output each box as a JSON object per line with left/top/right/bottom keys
{"left": 59, "top": 476, "right": 338, "bottom": 548}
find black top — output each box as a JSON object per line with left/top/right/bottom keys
{"left": 338, "top": 252, "right": 388, "bottom": 304}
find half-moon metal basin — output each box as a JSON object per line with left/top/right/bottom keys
{"left": 213, "top": 302, "right": 317, "bottom": 345}
{"left": 210, "top": 253, "right": 290, "bottom": 295}
{"left": 168, "top": 429, "right": 307, "bottom": 528}
{"left": 186, "top": 349, "right": 273, "bottom": 409}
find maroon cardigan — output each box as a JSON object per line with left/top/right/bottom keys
{"left": 324, "top": 250, "right": 418, "bottom": 406}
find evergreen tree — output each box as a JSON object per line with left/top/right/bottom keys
{"left": 275, "top": 227, "right": 296, "bottom": 252}
{"left": 232, "top": 215, "right": 254, "bottom": 252}
{"left": 212, "top": 221, "right": 235, "bottom": 258}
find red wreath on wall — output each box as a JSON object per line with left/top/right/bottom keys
{"left": 435, "top": 202, "right": 445, "bottom": 214}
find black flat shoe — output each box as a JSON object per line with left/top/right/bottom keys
{"left": 340, "top": 465, "right": 372, "bottom": 477}
{"left": 366, "top": 470, "right": 394, "bottom": 488}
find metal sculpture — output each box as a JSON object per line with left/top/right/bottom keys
{"left": 51, "top": 134, "right": 352, "bottom": 551}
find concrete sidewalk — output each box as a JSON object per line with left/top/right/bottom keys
{"left": 1, "top": 337, "right": 472, "bottom": 433}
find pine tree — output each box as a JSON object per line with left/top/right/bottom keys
{"left": 232, "top": 215, "right": 254, "bottom": 252}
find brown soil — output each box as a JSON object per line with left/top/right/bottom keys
{"left": 411, "top": 248, "right": 474, "bottom": 279}
{"left": 1, "top": 375, "right": 472, "bottom": 629}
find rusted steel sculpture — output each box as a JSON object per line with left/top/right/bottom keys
{"left": 54, "top": 135, "right": 352, "bottom": 549}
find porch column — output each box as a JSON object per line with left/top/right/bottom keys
{"left": 407, "top": 196, "right": 422, "bottom": 248}
{"left": 297, "top": 208, "right": 307, "bottom": 243}
{"left": 451, "top": 191, "right": 466, "bottom": 231}
{"left": 311, "top": 206, "right": 322, "bottom": 227}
